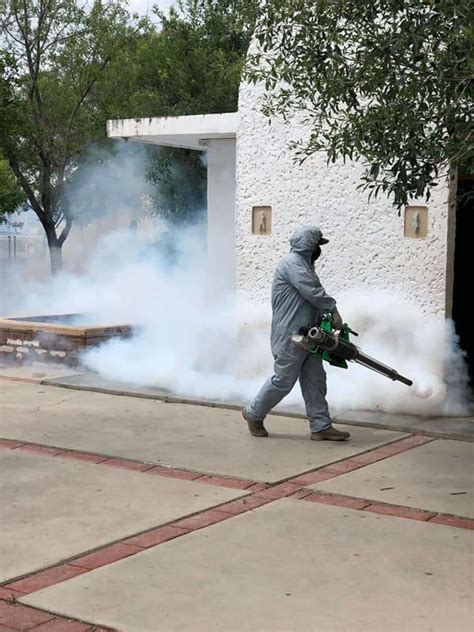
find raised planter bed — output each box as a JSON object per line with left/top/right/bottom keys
{"left": 0, "top": 314, "right": 131, "bottom": 367}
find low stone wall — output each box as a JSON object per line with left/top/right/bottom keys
{"left": 0, "top": 316, "right": 131, "bottom": 367}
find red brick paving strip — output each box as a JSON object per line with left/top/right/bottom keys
{"left": 299, "top": 490, "right": 474, "bottom": 529}
{"left": 364, "top": 503, "right": 435, "bottom": 521}
{"left": 174, "top": 509, "right": 231, "bottom": 531}
{"left": 428, "top": 514, "right": 474, "bottom": 530}
{"left": 0, "top": 440, "right": 24, "bottom": 450}
{"left": 146, "top": 466, "right": 203, "bottom": 481}
{"left": 0, "top": 598, "right": 112, "bottom": 631}
{"left": 68, "top": 543, "right": 142, "bottom": 570}
{"left": 0, "top": 589, "right": 25, "bottom": 602}
{"left": 292, "top": 435, "right": 435, "bottom": 485}
{"left": 254, "top": 482, "right": 303, "bottom": 500}
{"left": 100, "top": 458, "right": 154, "bottom": 473}
{"left": 19, "top": 445, "right": 63, "bottom": 457}
{"left": 217, "top": 496, "right": 273, "bottom": 515}
{"left": 0, "top": 600, "right": 55, "bottom": 629}
{"left": 303, "top": 491, "right": 372, "bottom": 510}
{"left": 290, "top": 470, "right": 338, "bottom": 486}
{"left": 196, "top": 475, "right": 255, "bottom": 490}
{"left": 33, "top": 619, "right": 97, "bottom": 631}
{"left": 58, "top": 452, "right": 109, "bottom": 464}
{"left": 0, "top": 435, "right": 434, "bottom": 495}
{"left": 0, "top": 438, "right": 259, "bottom": 488}
{"left": 122, "top": 525, "right": 190, "bottom": 549}
{"left": 1, "top": 430, "right": 471, "bottom": 630}
{"left": 6, "top": 566, "right": 86, "bottom": 595}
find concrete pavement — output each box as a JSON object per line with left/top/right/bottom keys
{"left": 42, "top": 370, "right": 474, "bottom": 441}
{"left": 0, "top": 380, "right": 407, "bottom": 483}
{"left": 1, "top": 449, "right": 244, "bottom": 583}
{"left": 312, "top": 439, "right": 474, "bottom": 517}
{"left": 21, "top": 499, "right": 474, "bottom": 632}
{"left": 0, "top": 372, "right": 473, "bottom": 631}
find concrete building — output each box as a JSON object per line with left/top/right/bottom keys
{"left": 106, "top": 80, "right": 472, "bottom": 376}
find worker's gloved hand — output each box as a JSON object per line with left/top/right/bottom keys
{"left": 331, "top": 308, "right": 343, "bottom": 330}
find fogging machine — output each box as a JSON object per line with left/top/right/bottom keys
{"left": 292, "top": 314, "right": 413, "bottom": 387}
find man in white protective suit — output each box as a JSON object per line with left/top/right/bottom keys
{"left": 243, "top": 226, "right": 351, "bottom": 441}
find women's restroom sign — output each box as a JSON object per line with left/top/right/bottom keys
{"left": 252, "top": 206, "right": 272, "bottom": 235}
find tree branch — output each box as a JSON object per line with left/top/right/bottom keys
{"left": 8, "top": 157, "right": 45, "bottom": 222}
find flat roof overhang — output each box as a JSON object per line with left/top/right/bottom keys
{"left": 106, "top": 112, "right": 239, "bottom": 151}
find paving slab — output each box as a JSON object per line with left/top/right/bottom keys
{"left": 43, "top": 373, "right": 347, "bottom": 417}
{"left": 22, "top": 499, "right": 474, "bottom": 632}
{"left": 334, "top": 409, "right": 474, "bottom": 441}
{"left": 43, "top": 372, "right": 474, "bottom": 440}
{"left": 0, "top": 364, "right": 83, "bottom": 382}
{"left": 0, "top": 381, "right": 406, "bottom": 482}
{"left": 0, "top": 449, "right": 243, "bottom": 583}
{"left": 312, "top": 439, "right": 474, "bottom": 518}
{"left": 43, "top": 372, "right": 171, "bottom": 400}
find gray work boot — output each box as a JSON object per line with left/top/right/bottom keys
{"left": 242, "top": 408, "right": 268, "bottom": 438}
{"left": 311, "top": 426, "right": 350, "bottom": 441}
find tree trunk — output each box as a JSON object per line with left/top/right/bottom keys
{"left": 45, "top": 230, "right": 63, "bottom": 275}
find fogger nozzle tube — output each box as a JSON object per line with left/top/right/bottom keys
{"left": 295, "top": 323, "right": 413, "bottom": 387}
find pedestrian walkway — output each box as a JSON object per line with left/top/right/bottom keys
{"left": 0, "top": 370, "right": 473, "bottom": 631}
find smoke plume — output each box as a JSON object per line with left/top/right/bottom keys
{"left": 2, "top": 144, "right": 470, "bottom": 418}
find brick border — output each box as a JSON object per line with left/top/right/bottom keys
{"left": 298, "top": 490, "right": 474, "bottom": 529}
{"left": 0, "top": 596, "right": 111, "bottom": 631}
{"left": 0, "top": 438, "right": 257, "bottom": 490}
{"left": 1, "top": 432, "right": 472, "bottom": 599}
{"left": 290, "top": 434, "right": 433, "bottom": 485}
{"left": 1, "top": 431, "right": 473, "bottom": 629}
{"left": 0, "top": 433, "right": 431, "bottom": 490}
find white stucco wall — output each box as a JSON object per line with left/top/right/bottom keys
{"left": 207, "top": 139, "right": 236, "bottom": 294}
{"left": 235, "top": 82, "right": 454, "bottom": 318}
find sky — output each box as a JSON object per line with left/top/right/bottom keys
{"left": 128, "top": 0, "right": 175, "bottom": 15}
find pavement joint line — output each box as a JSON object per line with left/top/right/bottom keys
{"left": 0, "top": 375, "right": 41, "bottom": 384}
{"left": 2, "top": 477, "right": 472, "bottom": 632}
{"left": 8, "top": 376, "right": 470, "bottom": 441}
{"left": 0, "top": 594, "right": 115, "bottom": 631}
{"left": 289, "top": 434, "right": 435, "bottom": 486}
{"left": 296, "top": 490, "right": 474, "bottom": 529}
{"left": 1, "top": 430, "right": 470, "bottom": 618}
{"left": 0, "top": 433, "right": 433, "bottom": 490}
{"left": 0, "top": 483, "right": 303, "bottom": 596}
{"left": 0, "top": 438, "right": 258, "bottom": 488}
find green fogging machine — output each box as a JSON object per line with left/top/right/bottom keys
{"left": 292, "top": 314, "right": 413, "bottom": 387}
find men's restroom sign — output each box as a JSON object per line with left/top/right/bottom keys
{"left": 404, "top": 206, "right": 428, "bottom": 238}
{"left": 252, "top": 206, "right": 272, "bottom": 235}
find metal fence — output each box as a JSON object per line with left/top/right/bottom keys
{"left": 0, "top": 235, "right": 47, "bottom": 262}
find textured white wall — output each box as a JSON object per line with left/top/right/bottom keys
{"left": 235, "top": 82, "right": 453, "bottom": 318}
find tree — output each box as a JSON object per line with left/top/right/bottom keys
{"left": 96, "top": 0, "right": 259, "bottom": 225}
{"left": 247, "top": 0, "right": 473, "bottom": 208}
{"left": 0, "top": 0, "right": 134, "bottom": 273}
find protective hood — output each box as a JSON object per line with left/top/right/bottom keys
{"left": 289, "top": 226, "right": 328, "bottom": 255}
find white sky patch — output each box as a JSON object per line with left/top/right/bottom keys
{"left": 128, "top": 0, "right": 175, "bottom": 15}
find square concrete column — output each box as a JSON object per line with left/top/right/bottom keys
{"left": 206, "top": 139, "right": 236, "bottom": 295}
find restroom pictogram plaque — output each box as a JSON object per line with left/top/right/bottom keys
{"left": 404, "top": 206, "right": 428, "bottom": 238}
{"left": 252, "top": 206, "right": 272, "bottom": 235}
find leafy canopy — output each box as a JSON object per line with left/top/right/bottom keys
{"left": 247, "top": 0, "right": 473, "bottom": 207}
{"left": 97, "top": 0, "right": 259, "bottom": 224}
{"left": 0, "top": 0, "right": 137, "bottom": 271}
